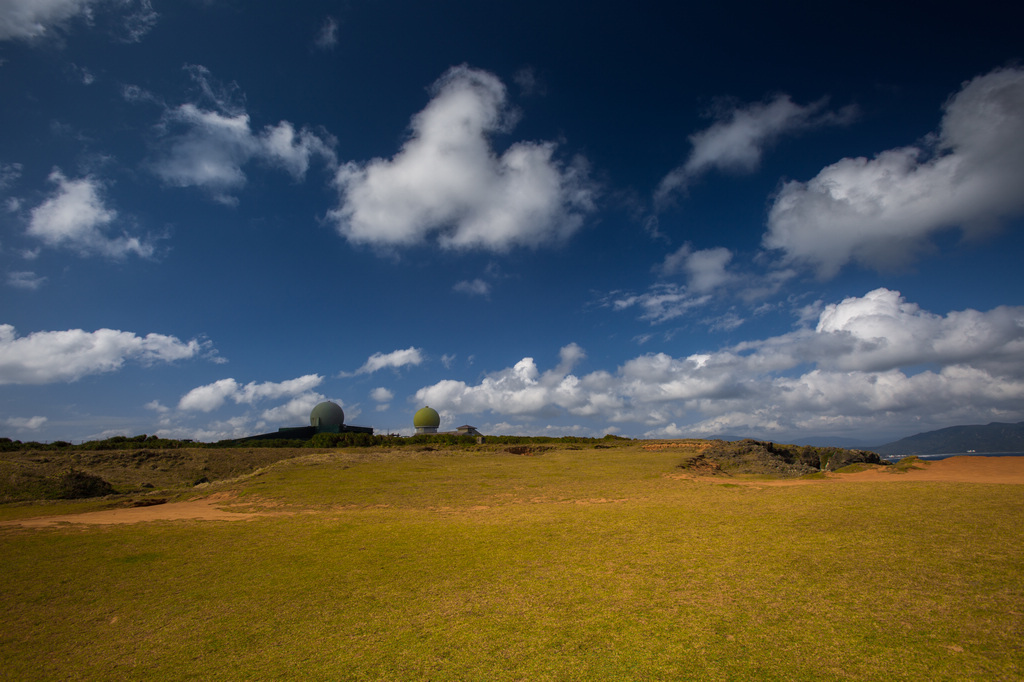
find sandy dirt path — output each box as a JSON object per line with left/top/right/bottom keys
{"left": 837, "top": 455, "right": 1024, "bottom": 484}
{"left": 0, "top": 493, "right": 259, "bottom": 528}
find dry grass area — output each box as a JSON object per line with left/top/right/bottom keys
{"left": 7, "top": 453, "right": 1023, "bottom": 527}
{"left": 0, "top": 447, "right": 313, "bottom": 502}
{"left": 1, "top": 443, "right": 1022, "bottom": 680}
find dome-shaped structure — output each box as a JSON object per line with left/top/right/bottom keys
{"left": 310, "top": 401, "right": 345, "bottom": 428}
{"left": 414, "top": 406, "right": 440, "bottom": 427}
{"left": 414, "top": 406, "right": 440, "bottom": 434}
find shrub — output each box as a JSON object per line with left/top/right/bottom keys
{"left": 685, "top": 440, "right": 884, "bottom": 477}
{"left": 1, "top": 468, "right": 115, "bottom": 502}
{"left": 56, "top": 469, "right": 115, "bottom": 499}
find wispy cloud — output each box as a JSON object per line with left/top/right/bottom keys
{"left": 0, "top": 162, "right": 22, "bottom": 189}
{"left": 764, "top": 66, "right": 1024, "bottom": 278}
{"left": 343, "top": 347, "right": 424, "bottom": 377}
{"left": 7, "top": 271, "right": 46, "bottom": 290}
{"left": 313, "top": 16, "right": 338, "bottom": 50}
{"left": 453, "top": 278, "right": 491, "bottom": 296}
{"left": 609, "top": 283, "right": 712, "bottom": 324}
{"left": 329, "top": 65, "right": 597, "bottom": 252}
{"left": 656, "top": 94, "right": 855, "bottom": 205}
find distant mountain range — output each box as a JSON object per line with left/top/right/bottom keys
{"left": 870, "top": 422, "right": 1024, "bottom": 456}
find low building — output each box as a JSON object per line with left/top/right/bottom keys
{"left": 240, "top": 401, "right": 372, "bottom": 442}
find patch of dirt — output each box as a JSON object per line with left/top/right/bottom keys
{"left": 0, "top": 492, "right": 264, "bottom": 527}
{"left": 835, "top": 456, "right": 1024, "bottom": 484}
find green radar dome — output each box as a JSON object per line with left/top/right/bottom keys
{"left": 310, "top": 401, "right": 345, "bottom": 428}
{"left": 413, "top": 406, "right": 441, "bottom": 428}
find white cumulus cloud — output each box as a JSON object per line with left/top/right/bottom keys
{"left": 764, "top": 66, "right": 1024, "bottom": 278}
{"left": 328, "top": 65, "right": 597, "bottom": 252}
{"left": 178, "top": 374, "right": 324, "bottom": 412}
{"left": 4, "top": 415, "right": 47, "bottom": 430}
{"left": 260, "top": 393, "right": 331, "bottom": 424}
{"left": 370, "top": 387, "right": 394, "bottom": 403}
{"left": 414, "top": 343, "right": 607, "bottom": 418}
{"left": 414, "top": 290, "right": 1024, "bottom": 440}
{"left": 658, "top": 244, "right": 737, "bottom": 293}
{"left": 27, "top": 169, "right": 154, "bottom": 258}
{"left": 0, "top": 324, "right": 206, "bottom": 384}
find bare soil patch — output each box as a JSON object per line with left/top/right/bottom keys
{"left": 838, "top": 455, "right": 1024, "bottom": 484}
{"left": 0, "top": 493, "right": 260, "bottom": 528}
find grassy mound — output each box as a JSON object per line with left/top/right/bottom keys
{"left": 678, "top": 439, "right": 884, "bottom": 478}
{"left": 0, "top": 447, "right": 312, "bottom": 501}
{"left": 0, "top": 467, "right": 114, "bottom": 502}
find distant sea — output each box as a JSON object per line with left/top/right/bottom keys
{"left": 883, "top": 452, "right": 1024, "bottom": 461}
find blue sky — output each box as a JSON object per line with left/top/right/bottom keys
{"left": 1, "top": 0, "right": 1022, "bottom": 445}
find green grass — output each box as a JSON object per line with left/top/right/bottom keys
{"left": 892, "top": 456, "right": 928, "bottom": 473}
{"left": 1, "top": 443, "right": 1022, "bottom": 680}
{"left": 833, "top": 463, "right": 873, "bottom": 473}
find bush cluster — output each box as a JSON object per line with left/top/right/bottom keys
{"left": 1, "top": 432, "right": 636, "bottom": 452}
{"left": 310, "top": 433, "right": 404, "bottom": 448}
{"left": 1, "top": 468, "right": 114, "bottom": 502}
{"left": 0, "top": 435, "right": 187, "bottom": 452}
{"left": 684, "top": 439, "right": 883, "bottom": 477}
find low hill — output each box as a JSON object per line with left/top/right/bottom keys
{"left": 873, "top": 421, "right": 1024, "bottom": 455}
{"left": 0, "top": 447, "right": 310, "bottom": 503}
{"left": 677, "top": 439, "right": 883, "bottom": 476}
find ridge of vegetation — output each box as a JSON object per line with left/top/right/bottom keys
{"left": 0, "top": 435, "right": 887, "bottom": 505}
{"left": 677, "top": 439, "right": 884, "bottom": 477}
{"left": 0, "top": 435, "right": 633, "bottom": 504}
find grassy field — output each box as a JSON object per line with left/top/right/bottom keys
{"left": 1, "top": 442, "right": 1022, "bottom": 680}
